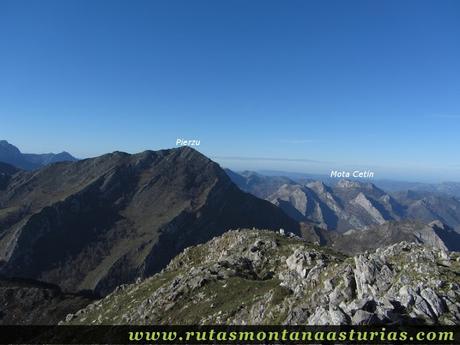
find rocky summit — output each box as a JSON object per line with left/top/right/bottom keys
{"left": 64, "top": 229, "right": 460, "bottom": 325}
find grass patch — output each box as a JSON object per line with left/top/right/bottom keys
{"left": 158, "top": 276, "right": 289, "bottom": 324}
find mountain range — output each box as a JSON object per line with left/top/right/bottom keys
{"left": 0, "top": 140, "right": 77, "bottom": 170}
{"left": 227, "top": 170, "right": 460, "bottom": 233}
{"left": 255, "top": 170, "right": 460, "bottom": 199}
{"left": 375, "top": 180, "right": 460, "bottom": 199}
{"left": 0, "top": 145, "right": 459, "bottom": 326}
{"left": 0, "top": 147, "right": 298, "bottom": 296}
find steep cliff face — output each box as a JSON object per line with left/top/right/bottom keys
{"left": 268, "top": 184, "right": 339, "bottom": 229}
{"left": 0, "top": 147, "right": 299, "bottom": 295}
{"left": 267, "top": 181, "right": 402, "bottom": 231}
{"left": 64, "top": 229, "right": 460, "bottom": 325}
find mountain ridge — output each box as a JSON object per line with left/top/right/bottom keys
{"left": 0, "top": 140, "right": 77, "bottom": 170}
{"left": 0, "top": 147, "right": 300, "bottom": 295}
{"left": 227, "top": 170, "right": 460, "bottom": 233}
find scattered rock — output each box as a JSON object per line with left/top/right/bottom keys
{"left": 62, "top": 230, "right": 460, "bottom": 326}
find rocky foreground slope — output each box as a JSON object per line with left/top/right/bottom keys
{"left": 64, "top": 229, "right": 460, "bottom": 325}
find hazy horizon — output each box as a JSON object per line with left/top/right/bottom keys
{"left": 1, "top": 0, "right": 459, "bottom": 182}
{"left": 1, "top": 138, "right": 459, "bottom": 184}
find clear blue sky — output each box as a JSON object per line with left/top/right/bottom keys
{"left": 1, "top": 0, "right": 459, "bottom": 182}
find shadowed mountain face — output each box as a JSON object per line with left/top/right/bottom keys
{"left": 0, "top": 140, "right": 77, "bottom": 170}
{"left": 227, "top": 170, "right": 460, "bottom": 233}
{"left": 0, "top": 162, "right": 19, "bottom": 176}
{"left": 0, "top": 162, "right": 19, "bottom": 190}
{"left": 0, "top": 147, "right": 299, "bottom": 295}
{"left": 0, "top": 276, "right": 96, "bottom": 325}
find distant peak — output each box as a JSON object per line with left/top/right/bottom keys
{"left": 55, "top": 151, "right": 74, "bottom": 157}
{"left": 336, "top": 179, "right": 379, "bottom": 191}
{"left": 0, "top": 140, "right": 16, "bottom": 148}
{"left": 306, "top": 180, "right": 328, "bottom": 190}
{"left": 0, "top": 140, "right": 21, "bottom": 154}
{"left": 336, "top": 179, "right": 363, "bottom": 189}
{"left": 174, "top": 145, "right": 207, "bottom": 157}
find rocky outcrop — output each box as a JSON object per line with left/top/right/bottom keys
{"left": 63, "top": 229, "right": 460, "bottom": 325}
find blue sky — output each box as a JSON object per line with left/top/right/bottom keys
{"left": 0, "top": 0, "right": 459, "bottom": 182}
